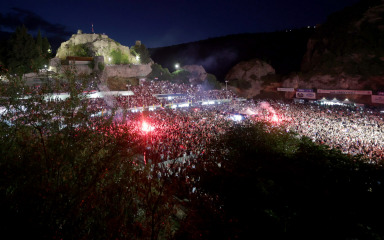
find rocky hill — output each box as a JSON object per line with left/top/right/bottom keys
{"left": 279, "top": 0, "right": 384, "bottom": 99}
{"left": 301, "top": 0, "right": 384, "bottom": 77}
{"left": 55, "top": 30, "right": 139, "bottom": 65}
{"left": 225, "top": 59, "right": 275, "bottom": 98}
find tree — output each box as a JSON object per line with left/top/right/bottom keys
{"left": 42, "top": 36, "right": 51, "bottom": 56}
{"left": 34, "top": 29, "right": 48, "bottom": 70}
{"left": 6, "top": 25, "right": 39, "bottom": 74}
{"left": 147, "top": 63, "right": 172, "bottom": 81}
{"left": 201, "top": 74, "right": 221, "bottom": 90}
{"left": 110, "top": 48, "right": 130, "bottom": 64}
{"left": 36, "top": 29, "right": 43, "bottom": 53}
{"left": 171, "top": 69, "right": 190, "bottom": 84}
{"left": 0, "top": 69, "right": 186, "bottom": 240}
{"left": 132, "top": 43, "right": 151, "bottom": 64}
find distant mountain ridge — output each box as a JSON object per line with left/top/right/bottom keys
{"left": 150, "top": 0, "right": 384, "bottom": 102}
{"left": 149, "top": 29, "right": 314, "bottom": 81}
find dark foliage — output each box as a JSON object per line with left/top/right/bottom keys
{"left": 177, "top": 123, "right": 384, "bottom": 240}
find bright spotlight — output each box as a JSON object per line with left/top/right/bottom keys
{"left": 230, "top": 114, "right": 243, "bottom": 121}
{"left": 271, "top": 114, "right": 279, "bottom": 122}
{"left": 175, "top": 63, "right": 180, "bottom": 69}
{"left": 141, "top": 121, "right": 154, "bottom": 133}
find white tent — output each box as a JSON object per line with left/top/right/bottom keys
{"left": 342, "top": 98, "right": 354, "bottom": 105}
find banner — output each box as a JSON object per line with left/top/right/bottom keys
{"left": 297, "top": 89, "right": 314, "bottom": 92}
{"left": 277, "top": 87, "right": 295, "bottom": 92}
{"left": 317, "top": 89, "right": 372, "bottom": 95}
{"left": 296, "top": 92, "right": 316, "bottom": 99}
{"left": 372, "top": 95, "right": 384, "bottom": 104}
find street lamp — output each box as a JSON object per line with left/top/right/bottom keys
{"left": 175, "top": 63, "right": 180, "bottom": 70}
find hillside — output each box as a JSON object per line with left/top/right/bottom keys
{"left": 149, "top": 28, "right": 314, "bottom": 81}
{"left": 150, "top": 0, "right": 384, "bottom": 92}
{"left": 55, "top": 31, "right": 139, "bottom": 65}
{"left": 301, "top": 0, "right": 384, "bottom": 76}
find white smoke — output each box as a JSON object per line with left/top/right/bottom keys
{"left": 258, "top": 101, "right": 276, "bottom": 115}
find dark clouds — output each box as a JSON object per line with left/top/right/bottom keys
{"left": 0, "top": 8, "right": 72, "bottom": 38}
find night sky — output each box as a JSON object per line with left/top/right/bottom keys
{"left": 1, "top": 0, "right": 360, "bottom": 49}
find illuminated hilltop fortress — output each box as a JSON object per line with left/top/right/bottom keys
{"left": 50, "top": 30, "right": 151, "bottom": 77}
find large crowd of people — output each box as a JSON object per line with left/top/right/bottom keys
{"left": 262, "top": 101, "right": 384, "bottom": 162}
{"left": 115, "top": 81, "right": 237, "bottom": 109}
{"left": 6, "top": 79, "right": 384, "bottom": 163}
{"left": 102, "top": 80, "right": 384, "bottom": 164}
{"left": 88, "top": 80, "right": 384, "bottom": 164}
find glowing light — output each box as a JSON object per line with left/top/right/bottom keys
{"left": 202, "top": 101, "right": 215, "bottom": 105}
{"left": 178, "top": 103, "right": 189, "bottom": 108}
{"left": 271, "top": 114, "right": 279, "bottom": 122}
{"left": 175, "top": 63, "right": 180, "bottom": 69}
{"left": 230, "top": 114, "right": 243, "bottom": 121}
{"left": 141, "top": 121, "right": 154, "bottom": 133}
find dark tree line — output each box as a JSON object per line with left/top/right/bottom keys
{"left": 0, "top": 25, "right": 52, "bottom": 75}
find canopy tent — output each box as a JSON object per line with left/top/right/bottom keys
{"left": 342, "top": 98, "right": 354, "bottom": 105}
{"left": 317, "top": 97, "right": 355, "bottom": 106}
{"left": 317, "top": 97, "right": 328, "bottom": 103}
{"left": 331, "top": 98, "right": 341, "bottom": 104}
{"left": 317, "top": 97, "right": 342, "bottom": 106}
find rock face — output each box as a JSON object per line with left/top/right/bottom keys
{"left": 282, "top": 74, "right": 362, "bottom": 90}
{"left": 55, "top": 31, "right": 138, "bottom": 64}
{"left": 105, "top": 64, "right": 152, "bottom": 78}
{"left": 225, "top": 59, "right": 275, "bottom": 98}
{"left": 181, "top": 65, "right": 207, "bottom": 83}
{"left": 301, "top": 1, "right": 384, "bottom": 75}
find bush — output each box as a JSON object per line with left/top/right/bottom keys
{"left": 202, "top": 74, "right": 221, "bottom": 90}
{"left": 98, "top": 62, "right": 105, "bottom": 71}
{"left": 88, "top": 60, "right": 95, "bottom": 69}
{"left": 131, "top": 43, "right": 151, "bottom": 64}
{"left": 110, "top": 49, "right": 130, "bottom": 65}
{"left": 147, "top": 63, "right": 172, "bottom": 81}
{"left": 68, "top": 43, "right": 90, "bottom": 57}
{"left": 171, "top": 69, "right": 190, "bottom": 84}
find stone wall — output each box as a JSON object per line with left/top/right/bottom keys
{"left": 104, "top": 63, "right": 152, "bottom": 78}
{"left": 61, "top": 65, "right": 93, "bottom": 75}
{"left": 49, "top": 57, "right": 152, "bottom": 79}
